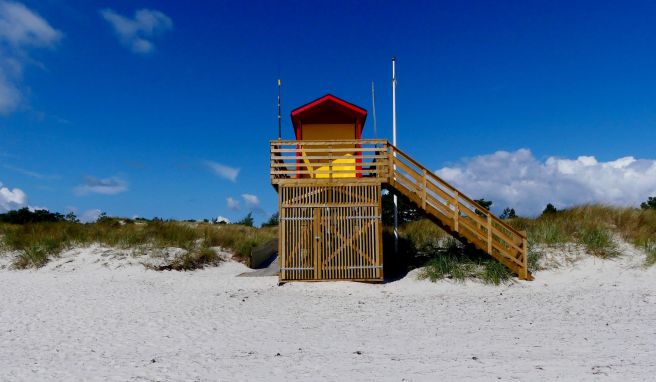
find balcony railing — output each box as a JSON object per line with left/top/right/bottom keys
{"left": 270, "top": 139, "right": 389, "bottom": 183}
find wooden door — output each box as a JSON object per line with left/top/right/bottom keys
{"left": 317, "top": 206, "right": 382, "bottom": 280}
{"left": 279, "top": 185, "right": 383, "bottom": 282}
{"left": 280, "top": 207, "right": 315, "bottom": 280}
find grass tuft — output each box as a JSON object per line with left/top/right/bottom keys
{"left": 644, "top": 240, "right": 656, "bottom": 267}
{"left": 482, "top": 259, "right": 512, "bottom": 285}
{"left": 578, "top": 225, "right": 619, "bottom": 259}
{"left": 158, "top": 246, "right": 223, "bottom": 271}
{"left": 13, "top": 245, "right": 50, "bottom": 269}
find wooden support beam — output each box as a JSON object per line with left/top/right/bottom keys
{"left": 521, "top": 233, "right": 529, "bottom": 280}
{"left": 453, "top": 191, "right": 459, "bottom": 232}
{"left": 421, "top": 169, "right": 427, "bottom": 209}
{"left": 487, "top": 213, "right": 492, "bottom": 255}
{"left": 313, "top": 207, "right": 321, "bottom": 280}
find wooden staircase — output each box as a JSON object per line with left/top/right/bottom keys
{"left": 270, "top": 139, "right": 532, "bottom": 281}
{"left": 386, "top": 142, "right": 532, "bottom": 280}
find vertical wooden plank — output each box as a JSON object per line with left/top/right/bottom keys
{"left": 453, "top": 190, "right": 460, "bottom": 232}
{"left": 422, "top": 169, "right": 427, "bottom": 209}
{"left": 487, "top": 213, "right": 493, "bottom": 255}
{"left": 329, "top": 145, "right": 333, "bottom": 180}
{"left": 521, "top": 233, "right": 529, "bottom": 280}
{"left": 377, "top": 185, "right": 383, "bottom": 280}
{"left": 279, "top": 188, "right": 285, "bottom": 282}
{"left": 313, "top": 207, "right": 320, "bottom": 280}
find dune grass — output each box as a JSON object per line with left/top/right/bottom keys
{"left": 510, "top": 204, "right": 655, "bottom": 264}
{"left": 398, "top": 204, "right": 656, "bottom": 283}
{"left": 0, "top": 219, "right": 277, "bottom": 270}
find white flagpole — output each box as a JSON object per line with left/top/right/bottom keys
{"left": 392, "top": 57, "right": 398, "bottom": 254}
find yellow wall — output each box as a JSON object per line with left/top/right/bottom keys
{"left": 300, "top": 123, "right": 358, "bottom": 178}
{"left": 301, "top": 123, "right": 356, "bottom": 140}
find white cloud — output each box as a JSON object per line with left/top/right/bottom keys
{"left": 0, "top": 180, "right": 27, "bottom": 212}
{"left": 75, "top": 176, "right": 128, "bottom": 195}
{"left": 205, "top": 161, "right": 240, "bottom": 182}
{"left": 241, "top": 193, "right": 259, "bottom": 206}
{"left": 214, "top": 216, "right": 230, "bottom": 224}
{"left": 0, "top": 1, "right": 61, "bottom": 47}
{"left": 226, "top": 197, "right": 240, "bottom": 211}
{"left": 100, "top": 8, "right": 172, "bottom": 54}
{"left": 0, "top": 1, "right": 61, "bottom": 114}
{"left": 80, "top": 209, "right": 102, "bottom": 223}
{"left": 435, "top": 149, "right": 656, "bottom": 216}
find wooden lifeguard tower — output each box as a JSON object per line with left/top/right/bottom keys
{"left": 271, "top": 94, "right": 531, "bottom": 282}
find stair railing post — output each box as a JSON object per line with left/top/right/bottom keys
{"left": 487, "top": 213, "right": 493, "bottom": 255}
{"left": 521, "top": 234, "right": 529, "bottom": 280}
{"left": 453, "top": 191, "right": 459, "bottom": 232}
{"left": 328, "top": 145, "right": 333, "bottom": 180}
{"left": 421, "top": 169, "right": 427, "bottom": 209}
{"left": 387, "top": 144, "right": 393, "bottom": 178}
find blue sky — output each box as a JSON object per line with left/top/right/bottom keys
{"left": 1, "top": 0, "right": 656, "bottom": 221}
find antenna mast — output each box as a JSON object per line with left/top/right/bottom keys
{"left": 277, "top": 79, "right": 282, "bottom": 140}
{"left": 371, "top": 81, "right": 377, "bottom": 139}
{"left": 392, "top": 57, "right": 398, "bottom": 255}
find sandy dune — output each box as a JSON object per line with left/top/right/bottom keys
{"left": 1, "top": 245, "right": 654, "bottom": 381}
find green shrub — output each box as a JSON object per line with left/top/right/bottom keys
{"left": 641, "top": 196, "right": 656, "bottom": 210}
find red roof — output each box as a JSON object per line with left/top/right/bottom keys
{"left": 290, "top": 94, "right": 367, "bottom": 139}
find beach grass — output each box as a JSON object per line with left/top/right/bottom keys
{"left": 0, "top": 219, "right": 276, "bottom": 270}
{"left": 510, "top": 204, "right": 655, "bottom": 263}
{"left": 403, "top": 204, "right": 656, "bottom": 283}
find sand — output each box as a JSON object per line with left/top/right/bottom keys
{"left": 1, "top": 244, "right": 654, "bottom": 381}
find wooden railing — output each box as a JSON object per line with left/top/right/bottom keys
{"left": 270, "top": 139, "right": 389, "bottom": 182}
{"left": 387, "top": 143, "right": 530, "bottom": 280}
{"left": 270, "top": 139, "right": 531, "bottom": 280}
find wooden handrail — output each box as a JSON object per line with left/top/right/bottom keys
{"left": 387, "top": 143, "right": 525, "bottom": 239}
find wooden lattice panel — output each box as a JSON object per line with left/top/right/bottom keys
{"left": 279, "top": 184, "right": 383, "bottom": 282}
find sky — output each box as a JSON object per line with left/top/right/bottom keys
{"left": 1, "top": 0, "right": 656, "bottom": 222}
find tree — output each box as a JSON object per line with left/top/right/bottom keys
{"left": 261, "top": 212, "right": 279, "bottom": 227}
{"left": 0, "top": 208, "right": 65, "bottom": 224}
{"left": 96, "top": 212, "right": 110, "bottom": 223}
{"left": 65, "top": 212, "right": 80, "bottom": 223}
{"left": 500, "top": 207, "right": 517, "bottom": 219}
{"left": 473, "top": 198, "right": 493, "bottom": 217}
{"left": 474, "top": 199, "right": 493, "bottom": 210}
{"left": 234, "top": 212, "right": 254, "bottom": 227}
{"left": 542, "top": 203, "right": 558, "bottom": 215}
{"left": 641, "top": 196, "right": 656, "bottom": 210}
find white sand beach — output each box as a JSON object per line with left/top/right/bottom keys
{"left": 1, "top": 245, "right": 655, "bottom": 381}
